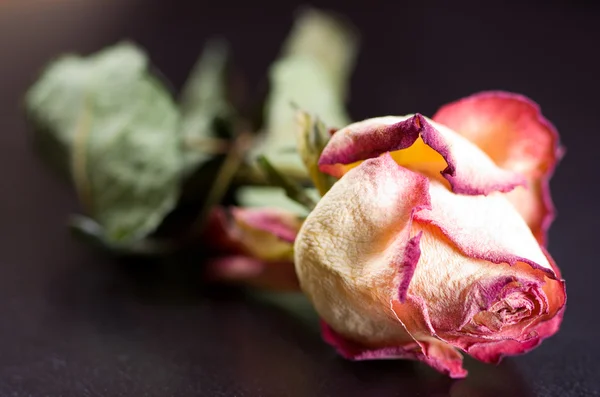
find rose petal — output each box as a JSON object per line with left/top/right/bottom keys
{"left": 295, "top": 153, "right": 431, "bottom": 348}
{"left": 433, "top": 275, "right": 565, "bottom": 361}
{"left": 414, "top": 181, "right": 556, "bottom": 278}
{"left": 407, "top": 181, "right": 565, "bottom": 329}
{"left": 389, "top": 295, "right": 468, "bottom": 378}
{"left": 432, "top": 91, "right": 563, "bottom": 243}
{"left": 321, "top": 320, "right": 467, "bottom": 378}
{"left": 403, "top": 220, "right": 564, "bottom": 358}
{"left": 230, "top": 207, "right": 302, "bottom": 243}
{"left": 399, "top": 185, "right": 565, "bottom": 357}
{"left": 318, "top": 114, "right": 525, "bottom": 195}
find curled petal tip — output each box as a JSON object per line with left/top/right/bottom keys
{"left": 318, "top": 114, "right": 525, "bottom": 195}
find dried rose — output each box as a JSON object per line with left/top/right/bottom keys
{"left": 294, "top": 92, "right": 565, "bottom": 377}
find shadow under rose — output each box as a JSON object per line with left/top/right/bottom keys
{"left": 41, "top": 255, "right": 534, "bottom": 397}
{"left": 239, "top": 291, "right": 535, "bottom": 397}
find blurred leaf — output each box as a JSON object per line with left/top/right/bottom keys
{"left": 25, "top": 42, "right": 181, "bottom": 244}
{"left": 163, "top": 39, "right": 245, "bottom": 241}
{"left": 179, "top": 39, "right": 234, "bottom": 175}
{"left": 295, "top": 110, "right": 337, "bottom": 196}
{"left": 283, "top": 7, "right": 358, "bottom": 98}
{"left": 256, "top": 156, "right": 317, "bottom": 210}
{"left": 255, "top": 7, "right": 358, "bottom": 178}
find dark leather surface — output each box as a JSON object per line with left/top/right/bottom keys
{"left": 1, "top": 1, "right": 599, "bottom": 396}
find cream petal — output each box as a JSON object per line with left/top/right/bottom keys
{"left": 295, "top": 153, "right": 430, "bottom": 347}
{"left": 414, "top": 181, "right": 555, "bottom": 277}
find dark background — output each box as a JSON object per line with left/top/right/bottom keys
{"left": 0, "top": 0, "right": 598, "bottom": 396}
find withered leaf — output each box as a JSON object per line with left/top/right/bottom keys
{"left": 26, "top": 42, "right": 181, "bottom": 244}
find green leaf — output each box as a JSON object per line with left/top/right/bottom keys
{"left": 256, "top": 8, "right": 358, "bottom": 178}
{"left": 25, "top": 42, "right": 182, "bottom": 244}
{"left": 179, "top": 39, "right": 234, "bottom": 175}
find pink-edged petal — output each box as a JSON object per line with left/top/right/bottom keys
{"left": 404, "top": 186, "right": 565, "bottom": 357}
{"left": 318, "top": 114, "right": 525, "bottom": 195}
{"left": 432, "top": 91, "right": 561, "bottom": 177}
{"left": 230, "top": 207, "right": 302, "bottom": 243}
{"left": 321, "top": 320, "right": 467, "bottom": 378}
{"left": 414, "top": 181, "right": 557, "bottom": 278}
{"left": 467, "top": 334, "right": 541, "bottom": 364}
{"left": 396, "top": 232, "right": 423, "bottom": 302}
{"left": 390, "top": 295, "right": 469, "bottom": 378}
{"left": 432, "top": 91, "right": 563, "bottom": 243}
{"left": 295, "top": 153, "right": 431, "bottom": 349}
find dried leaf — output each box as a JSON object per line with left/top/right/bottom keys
{"left": 25, "top": 42, "right": 181, "bottom": 244}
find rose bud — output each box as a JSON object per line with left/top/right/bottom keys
{"left": 294, "top": 92, "right": 565, "bottom": 378}
{"left": 203, "top": 206, "right": 303, "bottom": 291}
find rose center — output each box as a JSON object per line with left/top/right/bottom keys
{"left": 471, "top": 289, "right": 542, "bottom": 333}
{"left": 491, "top": 300, "right": 532, "bottom": 325}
